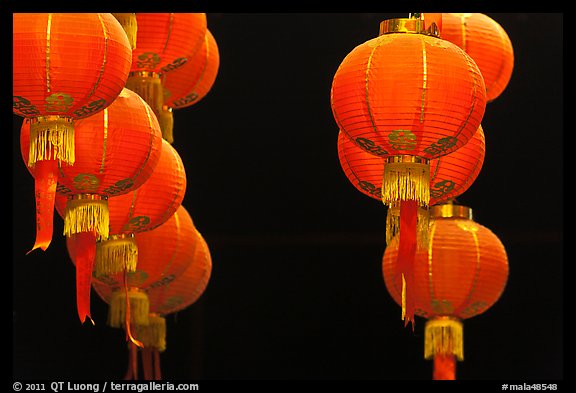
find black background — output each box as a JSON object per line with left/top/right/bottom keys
{"left": 12, "top": 13, "right": 563, "bottom": 381}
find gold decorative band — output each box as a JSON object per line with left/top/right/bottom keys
{"left": 30, "top": 115, "right": 74, "bottom": 124}
{"left": 68, "top": 193, "right": 108, "bottom": 201}
{"left": 430, "top": 203, "right": 473, "bottom": 220}
{"left": 107, "top": 233, "right": 135, "bottom": 241}
{"left": 379, "top": 18, "right": 440, "bottom": 37}
{"left": 385, "top": 155, "right": 430, "bottom": 165}
{"left": 129, "top": 71, "right": 160, "bottom": 79}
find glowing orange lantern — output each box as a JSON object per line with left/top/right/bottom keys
{"left": 92, "top": 228, "right": 212, "bottom": 380}
{"left": 21, "top": 87, "right": 163, "bottom": 324}
{"left": 55, "top": 138, "right": 187, "bottom": 277}
{"left": 13, "top": 13, "right": 132, "bottom": 252}
{"left": 382, "top": 203, "right": 509, "bottom": 379}
{"left": 331, "top": 15, "right": 487, "bottom": 326}
{"left": 159, "top": 29, "right": 220, "bottom": 143}
{"left": 338, "top": 125, "right": 486, "bottom": 244}
{"left": 126, "top": 13, "right": 207, "bottom": 139}
{"left": 426, "top": 13, "right": 514, "bottom": 102}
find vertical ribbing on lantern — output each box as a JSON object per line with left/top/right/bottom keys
{"left": 133, "top": 314, "right": 167, "bottom": 352}
{"left": 424, "top": 317, "right": 464, "bottom": 361}
{"left": 63, "top": 197, "right": 109, "bottom": 240}
{"left": 126, "top": 72, "right": 164, "bottom": 117}
{"left": 112, "top": 13, "right": 137, "bottom": 50}
{"left": 28, "top": 116, "right": 75, "bottom": 167}
{"left": 158, "top": 105, "right": 174, "bottom": 144}
{"left": 381, "top": 160, "right": 430, "bottom": 206}
{"left": 108, "top": 289, "right": 150, "bottom": 328}
{"left": 95, "top": 235, "right": 138, "bottom": 276}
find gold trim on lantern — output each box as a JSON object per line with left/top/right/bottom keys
{"left": 95, "top": 234, "right": 138, "bottom": 277}
{"left": 381, "top": 155, "right": 430, "bottom": 206}
{"left": 108, "top": 288, "right": 150, "bottom": 328}
{"left": 158, "top": 105, "right": 174, "bottom": 144}
{"left": 28, "top": 115, "right": 75, "bottom": 166}
{"left": 379, "top": 18, "right": 440, "bottom": 37}
{"left": 386, "top": 200, "right": 430, "bottom": 248}
{"left": 430, "top": 203, "right": 473, "bottom": 220}
{"left": 424, "top": 316, "right": 464, "bottom": 361}
{"left": 63, "top": 194, "right": 109, "bottom": 240}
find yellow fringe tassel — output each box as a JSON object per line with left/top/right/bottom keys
{"left": 158, "top": 105, "right": 174, "bottom": 144}
{"left": 95, "top": 235, "right": 138, "bottom": 276}
{"left": 133, "top": 314, "right": 167, "bottom": 352}
{"left": 126, "top": 72, "right": 164, "bottom": 116}
{"left": 108, "top": 289, "right": 150, "bottom": 329}
{"left": 385, "top": 202, "right": 430, "bottom": 249}
{"left": 424, "top": 317, "right": 464, "bottom": 361}
{"left": 28, "top": 116, "right": 75, "bottom": 167}
{"left": 112, "top": 13, "right": 137, "bottom": 50}
{"left": 63, "top": 197, "right": 109, "bottom": 240}
{"left": 382, "top": 161, "right": 430, "bottom": 206}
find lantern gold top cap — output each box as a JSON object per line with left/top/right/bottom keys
{"left": 379, "top": 18, "right": 440, "bottom": 37}
{"left": 430, "top": 203, "right": 473, "bottom": 220}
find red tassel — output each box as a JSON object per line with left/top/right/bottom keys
{"left": 433, "top": 354, "right": 456, "bottom": 380}
{"left": 28, "top": 159, "right": 58, "bottom": 253}
{"left": 73, "top": 231, "right": 96, "bottom": 324}
{"left": 397, "top": 199, "right": 418, "bottom": 329}
{"left": 141, "top": 348, "right": 153, "bottom": 380}
{"left": 153, "top": 349, "right": 162, "bottom": 380}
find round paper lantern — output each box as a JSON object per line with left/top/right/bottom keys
{"left": 338, "top": 125, "right": 486, "bottom": 244}
{"left": 22, "top": 87, "right": 163, "bottom": 324}
{"left": 92, "top": 226, "right": 211, "bottom": 380}
{"left": 159, "top": 29, "right": 220, "bottom": 143}
{"left": 428, "top": 13, "right": 514, "bottom": 102}
{"left": 14, "top": 13, "right": 132, "bottom": 168}
{"left": 331, "top": 16, "right": 487, "bottom": 325}
{"left": 126, "top": 13, "right": 207, "bottom": 139}
{"left": 113, "top": 13, "right": 137, "bottom": 50}
{"left": 382, "top": 203, "right": 509, "bottom": 379}
{"left": 56, "top": 138, "right": 187, "bottom": 277}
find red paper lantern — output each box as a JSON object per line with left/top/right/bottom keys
{"left": 382, "top": 203, "right": 509, "bottom": 379}
{"left": 338, "top": 125, "right": 486, "bottom": 244}
{"left": 159, "top": 29, "right": 220, "bottom": 143}
{"left": 427, "top": 13, "right": 514, "bottom": 102}
{"left": 56, "top": 138, "right": 187, "bottom": 277}
{"left": 21, "top": 87, "right": 163, "bottom": 324}
{"left": 91, "top": 223, "right": 210, "bottom": 380}
{"left": 13, "top": 13, "right": 132, "bottom": 167}
{"left": 125, "top": 13, "right": 207, "bottom": 140}
{"left": 331, "top": 16, "right": 487, "bottom": 325}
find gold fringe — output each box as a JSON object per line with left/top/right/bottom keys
{"left": 112, "top": 13, "right": 137, "bottom": 50}
{"left": 158, "top": 106, "right": 174, "bottom": 144}
{"left": 385, "top": 202, "right": 430, "bottom": 249}
{"left": 133, "top": 314, "right": 167, "bottom": 352}
{"left": 63, "top": 197, "right": 109, "bottom": 240}
{"left": 382, "top": 161, "right": 430, "bottom": 206}
{"left": 108, "top": 289, "right": 150, "bottom": 328}
{"left": 95, "top": 236, "right": 138, "bottom": 276}
{"left": 126, "top": 72, "right": 164, "bottom": 116}
{"left": 28, "top": 116, "right": 75, "bottom": 167}
{"left": 424, "top": 317, "right": 464, "bottom": 361}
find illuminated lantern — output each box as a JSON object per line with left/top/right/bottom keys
{"left": 382, "top": 202, "right": 509, "bottom": 379}
{"left": 126, "top": 13, "right": 207, "bottom": 139}
{"left": 22, "top": 87, "right": 163, "bottom": 324}
{"left": 338, "top": 125, "right": 486, "bottom": 244}
{"left": 93, "top": 228, "right": 212, "bottom": 380}
{"left": 426, "top": 13, "right": 514, "bottom": 102}
{"left": 55, "top": 138, "right": 187, "bottom": 277}
{"left": 159, "top": 29, "right": 220, "bottom": 143}
{"left": 330, "top": 15, "right": 487, "bottom": 325}
{"left": 13, "top": 13, "right": 132, "bottom": 252}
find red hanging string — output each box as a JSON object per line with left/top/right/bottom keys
{"left": 28, "top": 159, "right": 59, "bottom": 253}
{"left": 433, "top": 354, "right": 456, "bottom": 380}
{"left": 123, "top": 271, "right": 144, "bottom": 348}
{"left": 73, "top": 231, "right": 97, "bottom": 324}
{"left": 124, "top": 342, "right": 135, "bottom": 380}
{"left": 397, "top": 199, "right": 418, "bottom": 329}
{"left": 141, "top": 348, "right": 153, "bottom": 380}
{"left": 153, "top": 349, "right": 162, "bottom": 380}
